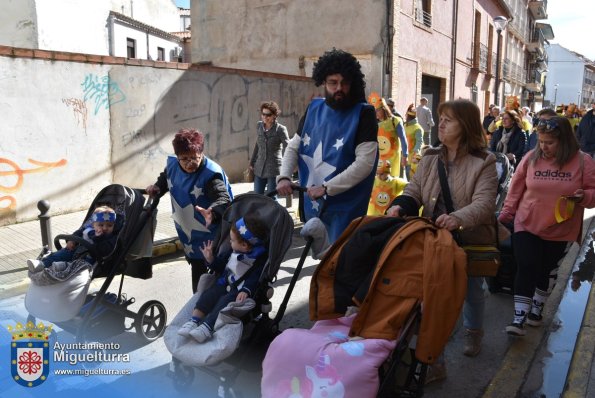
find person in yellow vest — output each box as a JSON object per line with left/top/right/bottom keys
{"left": 375, "top": 98, "right": 408, "bottom": 178}
{"left": 404, "top": 104, "right": 424, "bottom": 180}
{"left": 367, "top": 159, "right": 408, "bottom": 216}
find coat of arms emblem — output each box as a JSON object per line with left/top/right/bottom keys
{"left": 7, "top": 321, "right": 52, "bottom": 387}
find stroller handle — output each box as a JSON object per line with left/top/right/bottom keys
{"left": 135, "top": 188, "right": 160, "bottom": 211}
{"left": 265, "top": 183, "right": 308, "bottom": 198}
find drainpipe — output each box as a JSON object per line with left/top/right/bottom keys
{"left": 384, "top": 0, "right": 394, "bottom": 98}
{"left": 108, "top": 14, "right": 115, "bottom": 56}
{"left": 449, "top": 0, "right": 459, "bottom": 99}
{"left": 146, "top": 29, "right": 150, "bottom": 60}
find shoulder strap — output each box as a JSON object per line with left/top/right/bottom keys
{"left": 437, "top": 158, "right": 455, "bottom": 214}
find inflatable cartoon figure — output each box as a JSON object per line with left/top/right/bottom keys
{"left": 368, "top": 160, "right": 407, "bottom": 216}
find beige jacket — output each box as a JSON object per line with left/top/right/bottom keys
{"left": 404, "top": 147, "right": 498, "bottom": 244}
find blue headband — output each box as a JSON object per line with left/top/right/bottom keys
{"left": 235, "top": 217, "right": 263, "bottom": 246}
{"left": 91, "top": 211, "right": 116, "bottom": 223}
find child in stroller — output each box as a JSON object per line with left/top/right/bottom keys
{"left": 25, "top": 184, "right": 167, "bottom": 342}
{"left": 27, "top": 205, "right": 118, "bottom": 273}
{"left": 177, "top": 214, "right": 268, "bottom": 343}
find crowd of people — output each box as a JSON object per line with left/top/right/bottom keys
{"left": 27, "top": 46, "right": 589, "bottom": 389}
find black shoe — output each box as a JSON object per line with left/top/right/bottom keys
{"left": 526, "top": 312, "right": 543, "bottom": 327}
{"left": 506, "top": 322, "right": 526, "bottom": 336}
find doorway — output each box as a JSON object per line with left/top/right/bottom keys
{"left": 421, "top": 75, "right": 442, "bottom": 145}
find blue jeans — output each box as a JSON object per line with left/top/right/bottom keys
{"left": 41, "top": 248, "right": 75, "bottom": 268}
{"left": 463, "top": 276, "right": 485, "bottom": 330}
{"left": 253, "top": 176, "right": 277, "bottom": 195}
{"left": 195, "top": 282, "right": 238, "bottom": 329}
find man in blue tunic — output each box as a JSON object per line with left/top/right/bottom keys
{"left": 276, "top": 49, "right": 378, "bottom": 243}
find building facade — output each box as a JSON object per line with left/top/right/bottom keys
{"left": 0, "top": 0, "right": 182, "bottom": 61}
{"left": 190, "top": 0, "right": 552, "bottom": 134}
{"left": 545, "top": 43, "right": 595, "bottom": 109}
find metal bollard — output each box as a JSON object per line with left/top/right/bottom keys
{"left": 37, "top": 200, "right": 53, "bottom": 251}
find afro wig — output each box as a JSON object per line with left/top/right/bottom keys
{"left": 312, "top": 48, "right": 366, "bottom": 102}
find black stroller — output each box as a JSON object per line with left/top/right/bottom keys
{"left": 25, "top": 184, "right": 167, "bottom": 342}
{"left": 487, "top": 152, "right": 516, "bottom": 293}
{"left": 165, "top": 191, "right": 297, "bottom": 395}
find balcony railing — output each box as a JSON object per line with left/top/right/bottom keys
{"left": 479, "top": 44, "right": 488, "bottom": 72}
{"left": 526, "top": 68, "right": 543, "bottom": 85}
{"left": 414, "top": 7, "right": 432, "bottom": 28}
{"left": 528, "top": 0, "right": 548, "bottom": 20}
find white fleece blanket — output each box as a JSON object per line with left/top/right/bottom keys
{"left": 164, "top": 274, "right": 256, "bottom": 366}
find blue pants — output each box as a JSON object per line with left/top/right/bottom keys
{"left": 463, "top": 277, "right": 485, "bottom": 330}
{"left": 41, "top": 248, "right": 75, "bottom": 268}
{"left": 253, "top": 176, "right": 277, "bottom": 195}
{"left": 195, "top": 283, "right": 238, "bottom": 329}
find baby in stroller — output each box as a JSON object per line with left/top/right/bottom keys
{"left": 177, "top": 214, "right": 268, "bottom": 343}
{"left": 27, "top": 205, "right": 118, "bottom": 273}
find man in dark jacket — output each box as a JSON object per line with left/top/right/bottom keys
{"left": 577, "top": 105, "right": 595, "bottom": 158}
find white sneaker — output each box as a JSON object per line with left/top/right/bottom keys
{"left": 27, "top": 259, "right": 43, "bottom": 273}
{"left": 177, "top": 320, "right": 199, "bottom": 337}
{"left": 189, "top": 323, "right": 213, "bottom": 343}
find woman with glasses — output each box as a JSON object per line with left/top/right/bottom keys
{"left": 499, "top": 116, "right": 595, "bottom": 337}
{"left": 387, "top": 99, "right": 498, "bottom": 381}
{"left": 489, "top": 109, "right": 526, "bottom": 169}
{"left": 249, "top": 101, "right": 289, "bottom": 195}
{"left": 146, "top": 129, "right": 233, "bottom": 293}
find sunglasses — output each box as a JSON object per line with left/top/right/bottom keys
{"left": 537, "top": 119, "right": 559, "bottom": 131}
{"left": 261, "top": 112, "right": 273, "bottom": 117}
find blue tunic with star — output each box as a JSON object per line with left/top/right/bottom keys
{"left": 298, "top": 98, "right": 376, "bottom": 228}
{"left": 166, "top": 156, "right": 233, "bottom": 260}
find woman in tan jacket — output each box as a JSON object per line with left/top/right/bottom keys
{"left": 388, "top": 99, "right": 497, "bottom": 382}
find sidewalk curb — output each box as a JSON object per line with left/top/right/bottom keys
{"left": 483, "top": 215, "right": 595, "bottom": 398}
{"left": 563, "top": 222, "right": 595, "bottom": 398}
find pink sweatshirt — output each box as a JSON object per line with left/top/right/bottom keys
{"left": 499, "top": 151, "right": 595, "bottom": 242}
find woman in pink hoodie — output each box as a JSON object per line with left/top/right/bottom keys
{"left": 499, "top": 116, "right": 595, "bottom": 336}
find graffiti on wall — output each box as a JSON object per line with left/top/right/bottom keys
{"left": 81, "top": 74, "right": 126, "bottom": 115}
{"left": 150, "top": 74, "right": 316, "bottom": 166}
{"left": 62, "top": 98, "right": 88, "bottom": 130}
{"left": 0, "top": 158, "right": 68, "bottom": 215}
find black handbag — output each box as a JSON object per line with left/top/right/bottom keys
{"left": 437, "top": 158, "right": 501, "bottom": 277}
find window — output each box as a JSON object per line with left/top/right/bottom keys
{"left": 415, "top": 0, "right": 432, "bottom": 28}
{"left": 181, "top": 15, "right": 191, "bottom": 31}
{"left": 472, "top": 11, "right": 481, "bottom": 69}
{"left": 157, "top": 47, "right": 165, "bottom": 61}
{"left": 126, "top": 38, "right": 136, "bottom": 59}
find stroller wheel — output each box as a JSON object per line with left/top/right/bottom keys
{"left": 172, "top": 362, "right": 194, "bottom": 391}
{"left": 135, "top": 300, "right": 167, "bottom": 341}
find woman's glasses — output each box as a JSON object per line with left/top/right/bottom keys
{"left": 177, "top": 154, "right": 202, "bottom": 164}
{"left": 261, "top": 112, "right": 273, "bottom": 117}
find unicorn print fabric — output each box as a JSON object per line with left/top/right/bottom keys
{"left": 261, "top": 315, "right": 396, "bottom": 398}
